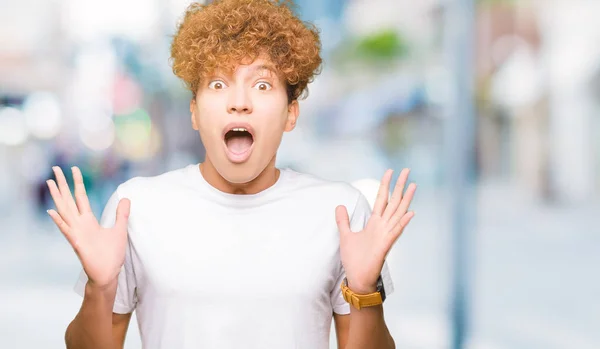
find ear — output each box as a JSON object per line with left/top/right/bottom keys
{"left": 284, "top": 100, "right": 299, "bottom": 132}
{"left": 190, "top": 97, "right": 198, "bottom": 131}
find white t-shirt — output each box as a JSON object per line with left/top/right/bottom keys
{"left": 74, "top": 164, "right": 394, "bottom": 349}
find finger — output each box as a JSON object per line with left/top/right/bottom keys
{"left": 372, "top": 169, "right": 393, "bottom": 216}
{"left": 393, "top": 211, "right": 414, "bottom": 234}
{"left": 386, "top": 211, "right": 415, "bottom": 248}
{"left": 47, "top": 209, "right": 77, "bottom": 247}
{"left": 53, "top": 166, "right": 79, "bottom": 216}
{"left": 396, "top": 182, "right": 417, "bottom": 217}
{"left": 335, "top": 205, "right": 352, "bottom": 236}
{"left": 72, "top": 166, "right": 92, "bottom": 214}
{"left": 114, "top": 198, "right": 131, "bottom": 233}
{"left": 383, "top": 168, "right": 410, "bottom": 221}
{"left": 46, "top": 179, "right": 73, "bottom": 226}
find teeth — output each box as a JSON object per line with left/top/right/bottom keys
{"left": 231, "top": 128, "right": 248, "bottom": 132}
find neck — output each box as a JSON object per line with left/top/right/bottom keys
{"left": 199, "top": 157, "right": 280, "bottom": 195}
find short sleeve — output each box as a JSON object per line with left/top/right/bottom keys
{"left": 73, "top": 187, "right": 138, "bottom": 314}
{"left": 331, "top": 191, "right": 395, "bottom": 315}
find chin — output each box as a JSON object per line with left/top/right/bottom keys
{"left": 216, "top": 161, "right": 264, "bottom": 185}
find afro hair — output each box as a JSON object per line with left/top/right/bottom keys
{"left": 170, "top": 0, "right": 323, "bottom": 101}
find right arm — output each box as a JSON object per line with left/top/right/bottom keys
{"left": 46, "top": 166, "right": 132, "bottom": 349}
{"left": 65, "top": 280, "right": 132, "bottom": 349}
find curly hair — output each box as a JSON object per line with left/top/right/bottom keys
{"left": 170, "top": 0, "right": 323, "bottom": 102}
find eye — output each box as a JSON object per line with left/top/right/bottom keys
{"left": 208, "top": 80, "right": 227, "bottom": 90}
{"left": 253, "top": 81, "right": 272, "bottom": 91}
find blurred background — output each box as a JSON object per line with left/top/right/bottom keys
{"left": 1, "top": 0, "right": 599, "bottom": 348}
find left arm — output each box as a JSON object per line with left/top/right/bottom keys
{"left": 334, "top": 168, "right": 416, "bottom": 349}
{"left": 334, "top": 307, "right": 395, "bottom": 349}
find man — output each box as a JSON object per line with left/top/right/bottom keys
{"left": 46, "top": 0, "right": 417, "bottom": 348}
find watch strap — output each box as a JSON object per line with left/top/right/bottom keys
{"left": 340, "top": 278, "right": 384, "bottom": 310}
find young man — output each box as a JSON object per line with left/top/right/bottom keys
{"left": 46, "top": 0, "right": 416, "bottom": 348}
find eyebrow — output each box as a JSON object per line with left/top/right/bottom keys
{"left": 251, "top": 64, "right": 277, "bottom": 77}
{"left": 209, "top": 63, "right": 278, "bottom": 81}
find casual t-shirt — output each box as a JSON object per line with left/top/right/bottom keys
{"left": 74, "top": 163, "right": 394, "bottom": 349}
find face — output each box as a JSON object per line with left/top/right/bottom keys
{"left": 190, "top": 57, "right": 299, "bottom": 184}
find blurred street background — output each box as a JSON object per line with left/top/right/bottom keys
{"left": 1, "top": 0, "right": 599, "bottom": 348}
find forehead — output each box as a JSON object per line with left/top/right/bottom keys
{"left": 212, "top": 58, "right": 279, "bottom": 78}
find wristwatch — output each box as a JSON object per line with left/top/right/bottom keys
{"left": 340, "top": 275, "right": 386, "bottom": 310}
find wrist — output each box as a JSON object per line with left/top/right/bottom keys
{"left": 86, "top": 278, "right": 118, "bottom": 298}
{"left": 83, "top": 279, "right": 118, "bottom": 315}
{"left": 346, "top": 279, "right": 378, "bottom": 294}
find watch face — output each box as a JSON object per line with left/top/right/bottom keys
{"left": 377, "top": 275, "right": 386, "bottom": 302}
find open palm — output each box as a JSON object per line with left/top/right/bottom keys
{"left": 47, "top": 166, "right": 130, "bottom": 289}
{"left": 336, "top": 168, "right": 416, "bottom": 293}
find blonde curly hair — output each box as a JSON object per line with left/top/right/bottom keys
{"left": 170, "top": 0, "right": 323, "bottom": 101}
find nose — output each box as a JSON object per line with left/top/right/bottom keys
{"left": 227, "top": 86, "right": 253, "bottom": 114}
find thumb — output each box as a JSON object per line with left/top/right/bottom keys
{"left": 335, "top": 205, "right": 352, "bottom": 236}
{"left": 114, "top": 198, "right": 131, "bottom": 232}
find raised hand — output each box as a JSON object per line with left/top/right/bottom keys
{"left": 46, "top": 166, "right": 130, "bottom": 289}
{"left": 336, "top": 168, "right": 416, "bottom": 294}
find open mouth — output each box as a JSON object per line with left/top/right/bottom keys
{"left": 224, "top": 127, "right": 254, "bottom": 154}
{"left": 222, "top": 125, "right": 255, "bottom": 163}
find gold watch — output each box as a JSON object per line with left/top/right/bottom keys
{"left": 340, "top": 275, "right": 386, "bottom": 310}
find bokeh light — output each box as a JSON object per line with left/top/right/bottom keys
{"left": 22, "top": 92, "right": 63, "bottom": 140}
{"left": 0, "top": 107, "right": 29, "bottom": 146}
{"left": 79, "top": 118, "right": 116, "bottom": 151}
{"left": 114, "top": 108, "right": 160, "bottom": 160}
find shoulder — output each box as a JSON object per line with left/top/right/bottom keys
{"left": 99, "top": 165, "right": 196, "bottom": 222}
{"left": 117, "top": 166, "right": 189, "bottom": 194}
{"left": 281, "top": 168, "right": 368, "bottom": 214}
{"left": 115, "top": 164, "right": 193, "bottom": 198}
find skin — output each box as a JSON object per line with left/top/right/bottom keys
{"left": 190, "top": 57, "right": 299, "bottom": 194}
{"left": 48, "top": 56, "right": 417, "bottom": 349}
{"left": 47, "top": 166, "right": 130, "bottom": 349}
